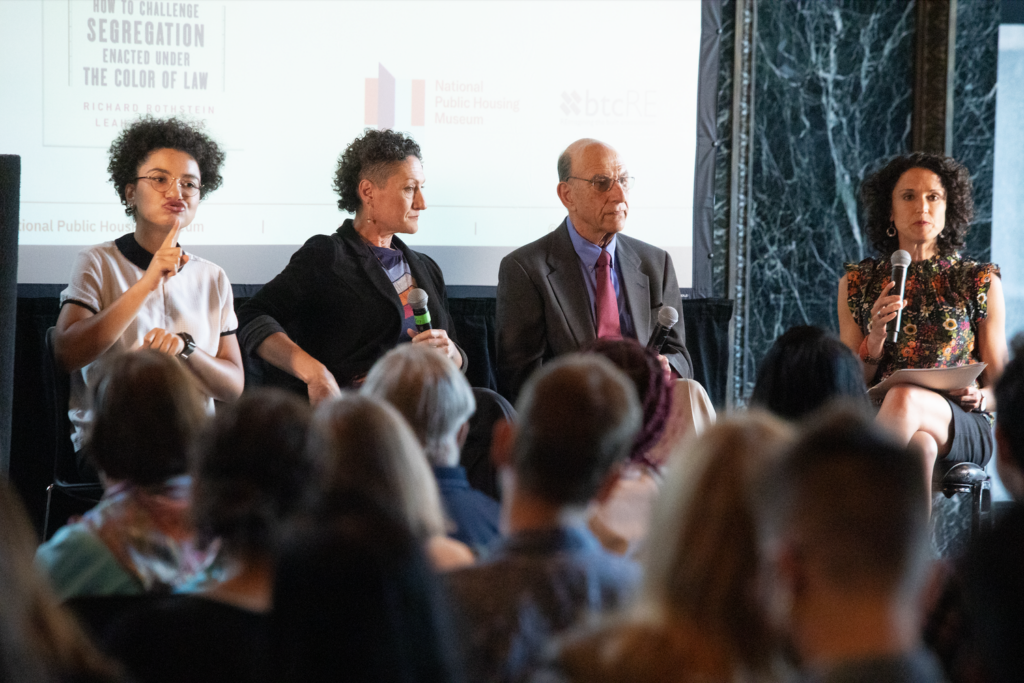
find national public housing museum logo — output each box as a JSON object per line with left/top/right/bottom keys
{"left": 365, "top": 63, "right": 425, "bottom": 128}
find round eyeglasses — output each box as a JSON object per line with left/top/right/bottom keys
{"left": 135, "top": 174, "right": 202, "bottom": 197}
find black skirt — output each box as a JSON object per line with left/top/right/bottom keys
{"left": 938, "top": 395, "right": 994, "bottom": 467}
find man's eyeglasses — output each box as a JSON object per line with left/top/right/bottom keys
{"left": 566, "top": 175, "right": 634, "bottom": 193}
{"left": 135, "top": 175, "right": 202, "bottom": 197}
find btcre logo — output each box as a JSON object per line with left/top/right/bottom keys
{"left": 559, "top": 89, "right": 657, "bottom": 118}
{"left": 560, "top": 91, "right": 582, "bottom": 115}
{"left": 365, "top": 63, "right": 425, "bottom": 129}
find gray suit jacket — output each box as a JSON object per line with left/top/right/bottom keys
{"left": 496, "top": 220, "right": 692, "bottom": 400}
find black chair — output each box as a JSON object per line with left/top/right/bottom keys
{"left": 931, "top": 460, "right": 993, "bottom": 559}
{"left": 42, "top": 326, "right": 102, "bottom": 538}
{"left": 460, "top": 388, "right": 516, "bottom": 501}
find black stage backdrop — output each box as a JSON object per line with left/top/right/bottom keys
{"left": 10, "top": 285, "right": 731, "bottom": 534}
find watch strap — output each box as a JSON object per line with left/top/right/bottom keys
{"left": 177, "top": 332, "right": 196, "bottom": 360}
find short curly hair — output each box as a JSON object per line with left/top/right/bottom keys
{"left": 860, "top": 152, "right": 974, "bottom": 257}
{"left": 107, "top": 115, "right": 225, "bottom": 218}
{"left": 332, "top": 128, "right": 422, "bottom": 214}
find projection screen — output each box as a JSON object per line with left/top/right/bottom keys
{"left": 3, "top": 0, "right": 703, "bottom": 288}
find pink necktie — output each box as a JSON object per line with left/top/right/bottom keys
{"left": 595, "top": 249, "right": 622, "bottom": 339}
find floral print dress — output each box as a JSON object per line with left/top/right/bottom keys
{"left": 844, "top": 254, "right": 999, "bottom": 395}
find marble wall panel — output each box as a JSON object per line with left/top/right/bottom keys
{"left": 953, "top": 0, "right": 999, "bottom": 263}
{"left": 742, "top": 0, "right": 916, "bottom": 398}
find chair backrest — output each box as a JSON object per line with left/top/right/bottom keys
{"left": 42, "top": 326, "right": 88, "bottom": 486}
{"left": 460, "top": 387, "right": 516, "bottom": 501}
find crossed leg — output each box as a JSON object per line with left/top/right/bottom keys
{"left": 876, "top": 384, "right": 954, "bottom": 490}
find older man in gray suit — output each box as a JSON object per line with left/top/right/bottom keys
{"left": 496, "top": 138, "right": 692, "bottom": 400}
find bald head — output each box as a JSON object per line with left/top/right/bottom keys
{"left": 556, "top": 139, "right": 630, "bottom": 244}
{"left": 557, "top": 138, "right": 608, "bottom": 181}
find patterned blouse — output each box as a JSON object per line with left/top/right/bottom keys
{"left": 844, "top": 254, "right": 999, "bottom": 386}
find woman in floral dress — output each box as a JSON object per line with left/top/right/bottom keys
{"left": 838, "top": 153, "right": 1007, "bottom": 477}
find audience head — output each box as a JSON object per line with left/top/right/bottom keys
{"left": 750, "top": 326, "right": 867, "bottom": 421}
{"left": 585, "top": 338, "right": 672, "bottom": 466}
{"left": 306, "top": 393, "right": 446, "bottom": 538}
{"left": 505, "top": 354, "right": 642, "bottom": 507}
{"left": 551, "top": 413, "right": 793, "bottom": 682}
{"left": 960, "top": 504, "right": 1024, "bottom": 683}
{"left": 107, "top": 115, "right": 225, "bottom": 218}
{"left": 860, "top": 152, "right": 973, "bottom": 257}
{"left": 191, "top": 389, "right": 314, "bottom": 561}
{"left": 272, "top": 497, "right": 462, "bottom": 683}
{"left": 87, "top": 350, "right": 205, "bottom": 486}
{"left": 0, "top": 478, "right": 118, "bottom": 683}
{"left": 332, "top": 128, "right": 423, "bottom": 214}
{"left": 995, "top": 334, "right": 1024, "bottom": 500}
{"left": 760, "top": 404, "right": 931, "bottom": 656}
{"left": 642, "top": 411, "right": 794, "bottom": 671}
{"left": 362, "top": 345, "right": 476, "bottom": 468}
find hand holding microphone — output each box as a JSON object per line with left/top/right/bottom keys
{"left": 864, "top": 250, "right": 910, "bottom": 361}
{"left": 406, "top": 288, "right": 459, "bottom": 364}
{"left": 885, "top": 249, "right": 911, "bottom": 343}
{"left": 648, "top": 306, "right": 678, "bottom": 377}
{"left": 647, "top": 306, "right": 678, "bottom": 353}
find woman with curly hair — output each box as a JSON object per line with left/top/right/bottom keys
{"left": 54, "top": 115, "right": 243, "bottom": 461}
{"left": 237, "top": 128, "right": 464, "bottom": 403}
{"left": 837, "top": 152, "right": 1007, "bottom": 476}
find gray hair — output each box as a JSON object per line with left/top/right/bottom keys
{"left": 557, "top": 148, "right": 572, "bottom": 182}
{"left": 362, "top": 345, "right": 476, "bottom": 467}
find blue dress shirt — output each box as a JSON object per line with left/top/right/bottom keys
{"left": 565, "top": 216, "right": 637, "bottom": 339}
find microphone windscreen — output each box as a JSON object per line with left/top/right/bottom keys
{"left": 408, "top": 288, "right": 429, "bottom": 309}
{"left": 657, "top": 306, "right": 679, "bottom": 328}
{"left": 891, "top": 249, "right": 912, "bottom": 268}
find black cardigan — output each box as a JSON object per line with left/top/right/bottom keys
{"left": 237, "top": 220, "right": 465, "bottom": 391}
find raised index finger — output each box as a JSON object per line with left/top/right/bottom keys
{"left": 161, "top": 218, "right": 181, "bottom": 250}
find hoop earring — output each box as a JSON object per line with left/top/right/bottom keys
{"left": 886, "top": 221, "right": 897, "bottom": 238}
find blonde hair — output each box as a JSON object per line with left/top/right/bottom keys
{"left": 307, "top": 393, "right": 446, "bottom": 538}
{"left": 639, "top": 411, "right": 794, "bottom": 671}
{"left": 0, "top": 479, "right": 119, "bottom": 681}
{"left": 556, "top": 412, "right": 794, "bottom": 682}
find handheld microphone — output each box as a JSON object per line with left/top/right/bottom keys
{"left": 887, "top": 250, "right": 912, "bottom": 344}
{"left": 647, "top": 306, "right": 679, "bottom": 353}
{"left": 407, "top": 288, "right": 433, "bottom": 333}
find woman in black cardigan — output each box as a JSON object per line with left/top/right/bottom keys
{"left": 238, "top": 129, "right": 465, "bottom": 403}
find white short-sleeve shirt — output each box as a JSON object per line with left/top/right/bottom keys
{"left": 60, "top": 234, "right": 237, "bottom": 450}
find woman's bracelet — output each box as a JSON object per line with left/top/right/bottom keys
{"left": 858, "top": 337, "right": 884, "bottom": 365}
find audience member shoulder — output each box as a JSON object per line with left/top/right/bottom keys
{"left": 36, "top": 523, "right": 143, "bottom": 601}
{"left": 426, "top": 535, "right": 475, "bottom": 571}
{"left": 547, "top": 619, "right": 739, "bottom": 683}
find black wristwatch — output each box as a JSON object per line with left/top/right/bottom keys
{"left": 177, "top": 332, "right": 196, "bottom": 360}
